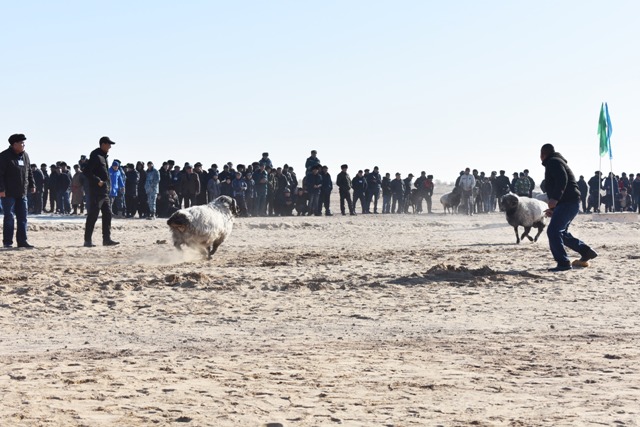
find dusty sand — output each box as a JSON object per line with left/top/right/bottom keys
{"left": 1, "top": 192, "right": 639, "bottom": 426}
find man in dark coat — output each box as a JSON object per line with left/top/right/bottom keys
{"left": 577, "top": 175, "right": 588, "bottom": 213}
{"left": 319, "top": 165, "right": 333, "bottom": 216}
{"left": 586, "top": 171, "right": 602, "bottom": 213}
{"left": 40, "top": 163, "right": 50, "bottom": 212}
{"left": 179, "top": 163, "right": 201, "bottom": 208}
{"left": 402, "top": 174, "right": 414, "bottom": 214}
{"left": 30, "top": 164, "right": 44, "bottom": 214}
{"left": 305, "top": 165, "right": 323, "bottom": 216}
{"left": 124, "top": 164, "right": 139, "bottom": 218}
{"left": 83, "top": 136, "right": 119, "bottom": 247}
{"left": 49, "top": 164, "right": 60, "bottom": 213}
{"left": 336, "top": 164, "right": 355, "bottom": 215}
{"left": 0, "top": 134, "right": 35, "bottom": 248}
{"left": 540, "top": 143, "right": 597, "bottom": 271}
{"left": 351, "top": 170, "right": 368, "bottom": 214}
{"left": 194, "top": 162, "right": 208, "bottom": 205}
{"left": 390, "top": 173, "right": 404, "bottom": 214}
{"left": 365, "top": 166, "right": 382, "bottom": 214}
{"left": 494, "top": 170, "right": 511, "bottom": 211}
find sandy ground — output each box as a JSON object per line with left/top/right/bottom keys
{"left": 1, "top": 193, "right": 640, "bottom": 426}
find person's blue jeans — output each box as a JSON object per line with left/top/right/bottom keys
{"left": 57, "top": 190, "right": 71, "bottom": 214}
{"left": 256, "top": 193, "right": 267, "bottom": 216}
{"left": 308, "top": 192, "right": 320, "bottom": 215}
{"left": 2, "top": 196, "right": 29, "bottom": 246}
{"left": 147, "top": 190, "right": 158, "bottom": 216}
{"left": 547, "top": 201, "right": 589, "bottom": 266}
{"left": 382, "top": 194, "right": 391, "bottom": 213}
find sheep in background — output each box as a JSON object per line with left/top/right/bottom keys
{"left": 167, "top": 195, "right": 239, "bottom": 259}
{"left": 533, "top": 191, "right": 549, "bottom": 203}
{"left": 501, "top": 193, "right": 548, "bottom": 244}
{"left": 440, "top": 186, "right": 461, "bottom": 214}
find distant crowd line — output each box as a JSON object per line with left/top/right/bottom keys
{"left": 4, "top": 149, "right": 639, "bottom": 220}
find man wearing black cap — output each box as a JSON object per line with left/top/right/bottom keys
{"left": 83, "top": 136, "right": 119, "bottom": 247}
{"left": 0, "top": 134, "right": 35, "bottom": 248}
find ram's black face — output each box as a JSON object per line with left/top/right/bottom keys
{"left": 501, "top": 194, "right": 519, "bottom": 211}
{"left": 167, "top": 212, "right": 190, "bottom": 232}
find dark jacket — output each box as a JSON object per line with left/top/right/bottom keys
{"left": 541, "top": 152, "right": 580, "bottom": 204}
{"left": 125, "top": 169, "right": 139, "bottom": 197}
{"left": 49, "top": 170, "right": 60, "bottom": 195}
{"left": 253, "top": 169, "right": 268, "bottom": 195}
{"left": 391, "top": 178, "right": 404, "bottom": 196}
{"left": 41, "top": 168, "right": 50, "bottom": 192}
{"left": 321, "top": 172, "right": 333, "bottom": 194}
{"left": 366, "top": 171, "right": 381, "bottom": 191}
{"left": 0, "top": 146, "right": 34, "bottom": 197}
{"left": 352, "top": 175, "right": 367, "bottom": 195}
{"left": 32, "top": 168, "right": 45, "bottom": 193}
{"left": 403, "top": 178, "right": 413, "bottom": 196}
{"left": 577, "top": 178, "right": 588, "bottom": 199}
{"left": 587, "top": 175, "right": 601, "bottom": 194}
{"left": 83, "top": 147, "right": 110, "bottom": 197}
{"left": 179, "top": 172, "right": 201, "bottom": 196}
{"left": 305, "top": 172, "right": 323, "bottom": 194}
{"left": 381, "top": 176, "right": 391, "bottom": 196}
{"left": 336, "top": 171, "right": 352, "bottom": 192}
{"left": 58, "top": 170, "right": 72, "bottom": 193}
{"left": 495, "top": 175, "right": 511, "bottom": 196}
{"left": 159, "top": 167, "right": 171, "bottom": 194}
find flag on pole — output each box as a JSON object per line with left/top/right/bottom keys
{"left": 604, "top": 102, "right": 613, "bottom": 159}
{"left": 598, "top": 103, "right": 609, "bottom": 157}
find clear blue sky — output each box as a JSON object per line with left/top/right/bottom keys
{"left": 3, "top": 1, "right": 639, "bottom": 184}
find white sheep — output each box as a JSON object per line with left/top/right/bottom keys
{"left": 500, "top": 193, "right": 548, "bottom": 244}
{"left": 167, "top": 195, "right": 239, "bottom": 259}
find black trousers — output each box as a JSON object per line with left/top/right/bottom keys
{"left": 84, "top": 195, "right": 112, "bottom": 243}
{"left": 125, "top": 194, "right": 138, "bottom": 217}
{"left": 339, "top": 189, "right": 353, "bottom": 214}
{"left": 319, "top": 191, "right": 331, "bottom": 214}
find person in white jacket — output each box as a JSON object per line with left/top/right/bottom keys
{"left": 458, "top": 167, "right": 476, "bottom": 216}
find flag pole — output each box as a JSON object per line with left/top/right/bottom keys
{"left": 598, "top": 157, "right": 602, "bottom": 211}
{"left": 605, "top": 102, "right": 614, "bottom": 211}
{"left": 609, "top": 158, "right": 615, "bottom": 211}
{"left": 597, "top": 102, "right": 605, "bottom": 212}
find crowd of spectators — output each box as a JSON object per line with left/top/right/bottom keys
{"left": 4, "top": 149, "right": 640, "bottom": 218}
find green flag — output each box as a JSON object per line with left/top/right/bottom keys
{"left": 598, "top": 103, "right": 608, "bottom": 157}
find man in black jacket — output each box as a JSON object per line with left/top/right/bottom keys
{"left": 83, "top": 136, "right": 119, "bottom": 247}
{"left": 0, "top": 134, "right": 35, "bottom": 248}
{"left": 495, "top": 170, "right": 511, "bottom": 211}
{"left": 336, "top": 164, "right": 355, "bottom": 216}
{"left": 541, "top": 143, "right": 597, "bottom": 271}
{"left": 30, "top": 164, "right": 44, "bottom": 214}
{"left": 577, "top": 175, "right": 588, "bottom": 213}
{"left": 352, "top": 170, "right": 368, "bottom": 214}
